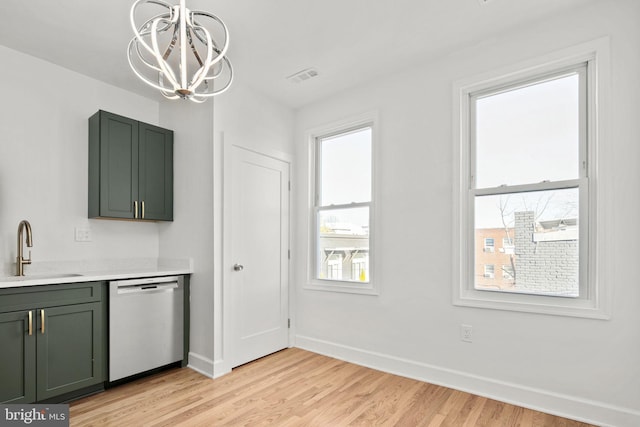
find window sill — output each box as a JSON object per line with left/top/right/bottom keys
{"left": 304, "top": 280, "right": 379, "bottom": 296}
{"left": 453, "top": 288, "right": 610, "bottom": 320}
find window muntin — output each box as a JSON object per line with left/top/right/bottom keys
{"left": 470, "top": 65, "right": 587, "bottom": 299}
{"left": 314, "top": 126, "right": 372, "bottom": 285}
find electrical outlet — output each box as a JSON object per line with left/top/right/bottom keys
{"left": 75, "top": 227, "right": 92, "bottom": 242}
{"left": 461, "top": 324, "right": 473, "bottom": 343}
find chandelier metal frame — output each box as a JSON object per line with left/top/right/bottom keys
{"left": 128, "top": 0, "right": 233, "bottom": 103}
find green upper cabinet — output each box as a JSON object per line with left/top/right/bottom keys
{"left": 89, "top": 110, "right": 173, "bottom": 221}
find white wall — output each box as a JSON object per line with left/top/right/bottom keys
{"left": 158, "top": 101, "right": 215, "bottom": 373}
{"left": 293, "top": 1, "right": 640, "bottom": 426}
{"left": 0, "top": 46, "right": 161, "bottom": 274}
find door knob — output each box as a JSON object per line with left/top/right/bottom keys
{"left": 233, "top": 264, "right": 244, "bottom": 271}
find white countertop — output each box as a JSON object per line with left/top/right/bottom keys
{"left": 0, "top": 258, "right": 193, "bottom": 289}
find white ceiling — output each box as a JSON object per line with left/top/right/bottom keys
{"left": 0, "top": 0, "right": 594, "bottom": 109}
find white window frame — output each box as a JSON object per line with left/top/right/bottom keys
{"left": 305, "top": 112, "right": 378, "bottom": 295}
{"left": 452, "top": 39, "right": 611, "bottom": 319}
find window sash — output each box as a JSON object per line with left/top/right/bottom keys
{"left": 315, "top": 125, "right": 373, "bottom": 208}
{"left": 469, "top": 64, "right": 588, "bottom": 192}
{"left": 313, "top": 203, "right": 371, "bottom": 283}
{"left": 467, "top": 63, "right": 589, "bottom": 300}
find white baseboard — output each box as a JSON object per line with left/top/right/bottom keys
{"left": 187, "top": 352, "right": 214, "bottom": 378}
{"left": 212, "top": 359, "right": 232, "bottom": 379}
{"left": 296, "top": 335, "right": 640, "bottom": 427}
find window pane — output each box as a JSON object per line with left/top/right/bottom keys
{"left": 475, "top": 73, "right": 580, "bottom": 188}
{"left": 317, "top": 206, "right": 369, "bottom": 282}
{"left": 319, "top": 127, "right": 371, "bottom": 205}
{"left": 474, "top": 188, "right": 579, "bottom": 297}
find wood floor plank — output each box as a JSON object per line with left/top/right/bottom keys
{"left": 395, "top": 382, "right": 453, "bottom": 426}
{"left": 69, "top": 348, "right": 596, "bottom": 427}
{"left": 349, "top": 376, "right": 425, "bottom": 426}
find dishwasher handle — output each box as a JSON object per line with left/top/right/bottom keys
{"left": 116, "top": 282, "right": 179, "bottom": 295}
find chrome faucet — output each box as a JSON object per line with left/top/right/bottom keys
{"left": 16, "top": 220, "right": 33, "bottom": 276}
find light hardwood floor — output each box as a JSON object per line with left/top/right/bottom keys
{"left": 70, "top": 348, "right": 595, "bottom": 426}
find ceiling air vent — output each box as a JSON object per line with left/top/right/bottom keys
{"left": 286, "top": 68, "right": 319, "bottom": 84}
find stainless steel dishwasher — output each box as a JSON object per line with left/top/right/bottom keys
{"left": 109, "top": 276, "right": 184, "bottom": 382}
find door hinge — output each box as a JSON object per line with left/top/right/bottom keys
{"left": 288, "top": 249, "right": 291, "bottom": 260}
{"left": 288, "top": 318, "right": 291, "bottom": 328}
{"left": 288, "top": 181, "right": 291, "bottom": 191}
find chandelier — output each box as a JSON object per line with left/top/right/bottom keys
{"left": 127, "top": 0, "right": 233, "bottom": 103}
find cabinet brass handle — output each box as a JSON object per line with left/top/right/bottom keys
{"left": 28, "top": 311, "right": 33, "bottom": 336}
{"left": 41, "top": 309, "right": 45, "bottom": 334}
{"left": 141, "top": 201, "right": 145, "bottom": 219}
{"left": 134, "top": 200, "right": 139, "bottom": 219}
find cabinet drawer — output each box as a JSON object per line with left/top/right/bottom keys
{"left": 0, "top": 282, "right": 103, "bottom": 313}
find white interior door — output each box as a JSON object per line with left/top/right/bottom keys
{"left": 227, "top": 144, "right": 290, "bottom": 368}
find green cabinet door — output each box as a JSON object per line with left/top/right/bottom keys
{"left": 35, "top": 303, "right": 104, "bottom": 401}
{"left": 139, "top": 122, "right": 173, "bottom": 221}
{"left": 89, "top": 110, "right": 173, "bottom": 221}
{"left": 89, "top": 110, "right": 139, "bottom": 219}
{"left": 0, "top": 311, "right": 36, "bottom": 403}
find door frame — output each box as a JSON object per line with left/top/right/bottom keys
{"left": 221, "top": 137, "right": 292, "bottom": 374}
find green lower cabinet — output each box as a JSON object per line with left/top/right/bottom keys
{"left": 0, "top": 311, "right": 36, "bottom": 403}
{"left": 0, "top": 283, "right": 106, "bottom": 404}
{"left": 36, "top": 303, "right": 103, "bottom": 401}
